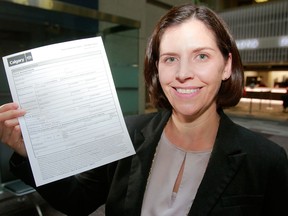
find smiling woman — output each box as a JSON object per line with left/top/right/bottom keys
{"left": 158, "top": 19, "right": 232, "bottom": 122}
{"left": 145, "top": 5, "right": 244, "bottom": 111}
{"left": 0, "top": 3, "right": 287, "bottom": 216}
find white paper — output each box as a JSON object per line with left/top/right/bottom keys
{"left": 3, "top": 37, "right": 135, "bottom": 186}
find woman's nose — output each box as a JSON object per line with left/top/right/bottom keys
{"left": 176, "top": 59, "right": 194, "bottom": 81}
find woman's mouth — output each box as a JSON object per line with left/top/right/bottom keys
{"left": 175, "top": 88, "right": 201, "bottom": 94}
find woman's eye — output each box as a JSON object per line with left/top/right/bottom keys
{"left": 197, "top": 54, "right": 208, "bottom": 60}
{"left": 165, "top": 57, "right": 177, "bottom": 63}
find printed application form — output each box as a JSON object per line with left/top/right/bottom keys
{"left": 3, "top": 37, "right": 135, "bottom": 186}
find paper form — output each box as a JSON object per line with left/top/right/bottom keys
{"left": 2, "top": 37, "right": 135, "bottom": 186}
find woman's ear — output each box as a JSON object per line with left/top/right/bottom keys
{"left": 155, "top": 61, "right": 159, "bottom": 69}
{"left": 222, "top": 53, "right": 232, "bottom": 80}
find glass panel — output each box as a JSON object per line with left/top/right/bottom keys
{"left": 101, "top": 25, "right": 139, "bottom": 115}
{"left": 0, "top": 1, "right": 139, "bottom": 185}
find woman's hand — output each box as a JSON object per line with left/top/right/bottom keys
{"left": 0, "top": 102, "right": 27, "bottom": 157}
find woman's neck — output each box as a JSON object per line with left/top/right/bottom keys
{"left": 165, "top": 109, "right": 220, "bottom": 151}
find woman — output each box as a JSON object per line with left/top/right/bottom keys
{"left": 1, "top": 4, "right": 287, "bottom": 216}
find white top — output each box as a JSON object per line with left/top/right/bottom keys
{"left": 141, "top": 132, "right": 212, "bottom": 216}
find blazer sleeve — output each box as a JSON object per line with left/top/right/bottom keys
{"left": 262, "top": 146, "right": 288, "bottom": 216}
{"left": 9, "top": 152, "right": 113, "bottom": 216}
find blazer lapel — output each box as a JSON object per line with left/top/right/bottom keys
{"left": 124, "top": 110, "right": 171, "bottom": 215}
{"left": 188, "top": 113, "right": 247, "bottom": 216}
{"left": 122, "top": 110, "right": 246, "bottom": 215}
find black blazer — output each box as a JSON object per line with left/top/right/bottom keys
{"left": 10, "top": 110, "right": 288, "bottom": 216}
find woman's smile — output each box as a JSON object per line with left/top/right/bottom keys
{"left": 174, "top": 87, "right": 201, "bottom": 94}
{"left": 172, "top": 86, "right": 202, "bottom": 100}
{"left": 158, "top": 18, "right": 232, "bottom": 118}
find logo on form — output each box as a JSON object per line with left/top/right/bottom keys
{"left": 7, "top": 52, "right": 33, "bottom": 67}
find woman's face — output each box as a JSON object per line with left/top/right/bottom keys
{"left": 158, "top": 18, "right": 231, "bottom": 120}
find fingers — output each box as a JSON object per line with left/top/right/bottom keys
{"left": 0, "top": 102, "right": 24, "bottom": 142}
{"left": 3, "top": 117, "right": 21, "bottom": 127}
{"left": 0, "top": 102, "right": 27, "bottom": 157}
{"left": 0, "top": 102, "right": 26, "bottom": 122}
{"left": 7, "top": 125, "right": 23, "bottom": 147}
{"left": 0, "top": 102, "right": 19, "bottom": 113}
{"left": 13, "top": 126, "right": 26, "bottom": 155}
{"left": 1, "top": 121, "right": 13, "bottom": 143}
{"left": 1, "top": 123, "right": 27, "bottom": 157}
{"left": 9, "top": 126, "right": 27, "bottom": 157}
{"left": 1, "top": 120, "right": 22, "bottom": 143}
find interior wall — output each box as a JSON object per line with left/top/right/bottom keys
{"left": 270, "top": 71, "right": 288, "bottom": 87}
{"left": 98, "top": 0, "right": 198, "bottom": 113}
{"left": 245, "top": 70, "right": 288, "bottom": 88}
{"left": 99, "top": 0, "right": 147, "bottom": 113}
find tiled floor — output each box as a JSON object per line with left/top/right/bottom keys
{"left": 225, "top": 99, "right": 288, "bottom": 122}
{"left": 226, "top": 100, "right": 288, "bottom": 152}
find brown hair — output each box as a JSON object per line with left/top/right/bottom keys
{"left": 144, "top": 4, "right": 244, "bottom": 109}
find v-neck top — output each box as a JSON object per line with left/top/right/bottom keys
{"left": 141, "top": 132, "right": 212, "bottom": 216}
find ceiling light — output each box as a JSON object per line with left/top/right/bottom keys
{"left": 255, "top": 0, "right": 268, "bottom": 3}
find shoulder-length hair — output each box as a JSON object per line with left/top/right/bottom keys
{"left": 144, "top": 4, "right": 244, "bottom": 110}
